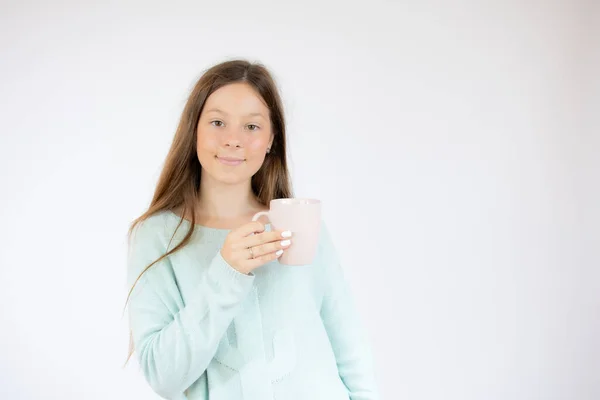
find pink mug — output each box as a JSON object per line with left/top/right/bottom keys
{"left": 252, "top": 198, "right": 321, "bottom": 265}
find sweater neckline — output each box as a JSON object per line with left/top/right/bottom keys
{"left": 166, "top": 210, "right": 271, "bottom": 233}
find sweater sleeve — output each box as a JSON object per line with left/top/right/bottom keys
{"left": 318, "top": 223, "right": 380, "bottom": 400}
{"left": 126, "top": 217, "right": 254, "bottom": 399}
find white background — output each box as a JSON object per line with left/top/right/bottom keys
{"left": 1, "top": 1, "right": 598, "bottom": 399}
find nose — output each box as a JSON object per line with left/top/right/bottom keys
{"left": 222, "top": 129, "right": 243, "bottom": 148}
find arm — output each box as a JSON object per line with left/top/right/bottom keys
{"left": 127, "top": 218, "right": 254, "bottom": 399}
{"left": 319, "top": 223, "right": 380, "bottom": 400}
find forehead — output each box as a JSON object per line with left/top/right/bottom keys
{"left": 204, "top": 83, "right": 269, "bottom": 116}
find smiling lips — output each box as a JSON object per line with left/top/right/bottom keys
{"left": 216, "top": 156, "right": 245, "bottom": 166}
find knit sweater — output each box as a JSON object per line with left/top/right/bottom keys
{"left": 127, "top": 210, "right": 379, "bottom": 400}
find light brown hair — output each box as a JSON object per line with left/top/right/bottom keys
{"left": 124, "top": 59, "right": 293, "bottom": 363}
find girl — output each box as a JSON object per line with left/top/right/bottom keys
{"left": 126, "top": 59, "right": 378, "bottom": 400}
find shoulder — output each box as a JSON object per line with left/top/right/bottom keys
{"left": 126, "top": 211, "right": 175, "bottom": 287}
{"left": 317, "top": 219, "right": 336, "bottom": 247}
{"left": 130, "top": 210, "right": 170, "bottom": 235}
{"left": 129, "top": 210, "right": 186, "bottom": 245}
{"left": 127, "top": 211, "right": 177, "bottom": 267}
{"left": 311, "top": 219, "right": 347, "bottom": 292}
{"left": 315, "top": 219, "right": 340, "bottom": 262}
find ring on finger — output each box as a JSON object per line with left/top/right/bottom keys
{"left": 248, "top": 247, "right": 255, "bottom": 259}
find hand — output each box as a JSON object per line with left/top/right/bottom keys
{"left": 220, "top": 221, "right": 292, "bottom": 275}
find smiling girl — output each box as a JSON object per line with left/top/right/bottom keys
{"left": 125, "top": 59, "right": 379, "bottom": 400}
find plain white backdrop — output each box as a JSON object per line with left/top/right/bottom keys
{"left": 1, "top": 1, "right": 598, "bottom": 399}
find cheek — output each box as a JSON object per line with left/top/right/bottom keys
{"left": 197, "top": 133, "right": 217, "bottom": 152}
{"left": 245, "top": 136, "right": 269, "bottom": 153}
{"left": 196, "top": 135, "right": 219, "bottom": 167}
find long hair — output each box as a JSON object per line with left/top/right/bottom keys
{"left": 124, "top": 59, "right": 293, "bottom": 364}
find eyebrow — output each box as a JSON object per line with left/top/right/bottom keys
{"left": 204, "top": 108, "right": 266, "bottom": 119}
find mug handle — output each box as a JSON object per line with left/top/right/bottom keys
{"left": 252, "top": 211, "right": 270, "bottom": 222}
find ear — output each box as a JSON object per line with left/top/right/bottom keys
{"left": 267, "top": 134, "right": 274, "bottom": 153}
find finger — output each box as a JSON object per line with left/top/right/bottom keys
{"left": 250, "top": 238, "right": 291, "bottom": 258}
{"left": 231, "top": 221, "right": 265, "bottom": 239}
{"left": 245, "top": 248, "right": 284, "bottom": 270}
{"left": 239, "top": 230, "right": 291, "bottom": 249}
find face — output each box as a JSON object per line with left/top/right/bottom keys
{"left": 196, "top": 83, "right": 273, "bottom": 186}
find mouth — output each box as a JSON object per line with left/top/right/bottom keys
{"left": 216, "top": 155, "right": 245, "bottom": 166}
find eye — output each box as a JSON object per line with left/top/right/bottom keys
{"left": 211, "top": 120, "right": 224, "bottom": 127}
{"left": 246, "top": 124, "right": 260, "bottom": 131}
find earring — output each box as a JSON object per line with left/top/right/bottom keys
{"left": 267, "top": 147, "right": 271, "bottom": 154}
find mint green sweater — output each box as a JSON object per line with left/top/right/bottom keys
{"left": 127, "top": 211, "right": 379, "bottom": 400}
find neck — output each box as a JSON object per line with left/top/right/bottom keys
{"left": 196, "top": 176, "right": 263, "bottom": 223}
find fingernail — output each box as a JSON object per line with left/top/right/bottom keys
{"left": 281, "top": 231, "right": 292, "bottom": 238}
{"left": 276, "top": 250, "right": 283, "bottom": 256}
{"left": 281, "top": 240, "right": 291, "bottom": 247}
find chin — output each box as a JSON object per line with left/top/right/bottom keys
{"left": 217, "top": 174, "right": 250, "bottom": 185}
{"left": 202, "top": 168, "right": 252, "bottom": 186}
{"left": 199, "top": 157, "right": 262, "bottom": 186}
